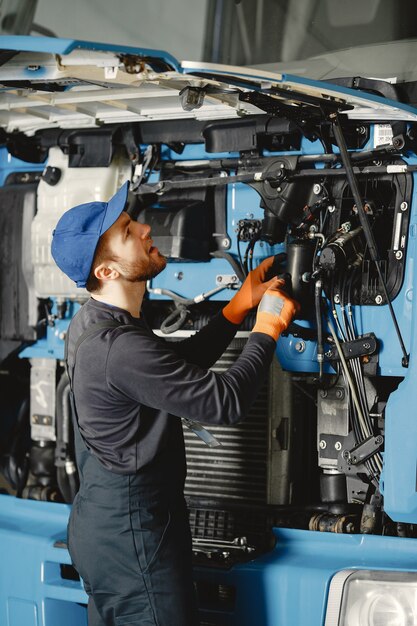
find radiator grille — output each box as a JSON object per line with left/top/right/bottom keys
{"left": 183, "top": 338, "right": 269, "bottom": 505}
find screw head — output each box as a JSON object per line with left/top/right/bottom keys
{"left": 335, "top": 441, "right": 342, "bottom": 451}
{"left": 335, "top": 389, "right": 344, "bottom": 399}
{"left": 175, "top": 272, "right": 184, "bottom": 280}
{"left": 295, "top": 341, "right": 306, "bottom": 353}
{"left": 328, "top": 205, "right": 336, "bottom": 213}
{"left": 395, "top": 250, "right": 403, "bottom": 260}
{"left": 375, "top": 295, "right": 383, "bottom": 305}
{"left": 313, "top": 183, "right": 322, "bottom": 195}
{"left": 319, "top": 440, "right": 327, "bottom": 450}
{"left": 222, "top": 238, "right": 230, "bottom": 249}
{"left": 400, "top": 202, "right": 408, "bottom": 211}
{"left": 334, "top": 293, "right": 340, "bottom": 304}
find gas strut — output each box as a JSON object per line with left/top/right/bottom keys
{"left": 331, "top": 112, "right": 409, "bottom": 367}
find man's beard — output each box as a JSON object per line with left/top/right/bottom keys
{"left": 116, "top": 251, "right": 167, "bottom": 282}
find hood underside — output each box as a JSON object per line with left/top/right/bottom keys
{"left": 0, "top": 37, "right": 417, "bottom": 134}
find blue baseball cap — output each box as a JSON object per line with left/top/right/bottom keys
{"left": 51, "top": 180, "right": 129, "bottom": 288}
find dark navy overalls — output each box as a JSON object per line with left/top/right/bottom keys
{"left": 66, "top": 324, "right": 198, "bottom": 626}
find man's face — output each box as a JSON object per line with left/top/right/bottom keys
{"left": 101, "top": 211, "right": 166, "bottom": 282}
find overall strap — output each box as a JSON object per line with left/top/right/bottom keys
{"left": 63, "top": 321, "right": 140, "bottom": 457}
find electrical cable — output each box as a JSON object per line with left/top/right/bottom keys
{"left": 236, "top": 226, "right": 246, "bottom": 277}
{"left": 331, "top": 113, "right": 409, "bottom": 367}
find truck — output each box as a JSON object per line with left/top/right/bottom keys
{"left": 1, "top": 23, "right": 417, "bottom": 626}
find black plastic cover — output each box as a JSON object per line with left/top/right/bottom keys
{"left": 138, "top": 201, "right": 213, "bottom": 261}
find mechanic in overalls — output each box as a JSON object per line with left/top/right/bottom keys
{"left": 51, "top": 181, "right": 298, "bottom": 626}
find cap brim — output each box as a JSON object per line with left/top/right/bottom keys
{"left": 100, "top": 180, "right": 130, "bottom": 235}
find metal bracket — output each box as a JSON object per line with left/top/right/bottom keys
{"left": 326, "top": 333, "right": 378, "bottom": 362}
{"left": 339, "top": 434, "right": 384, "bottom": 472}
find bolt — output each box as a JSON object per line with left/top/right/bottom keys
{"left": 375, "top": 295, "right": 383, "bottom": 305}
{"left": 222, "top": 238, "right": 230, "bottom": 248}
{"left": 276, "top": 187, "right": 282, "bottom": 193}
{"left": 357, "top": 126, "right": 367, "bottom": 135}
{"left": 295, "top": 341, "right": 306, "bottom": 353}
{"left": 328, "top": 205, "right": 336, "bottom": 213}
{"left": 280, "top": 162, "right": 285, "bottom": 168}
{"left": 342, "top": 450, "right": 350, "bottom": 460}
{"left": 217, "top": 276, "right": 222, "bottom": 282}
{"left": 301, "top": 272, "right": 311, "bottom": 283}
{"left": 375, "top": 435, "right": 383, "bottom": 445}
{"left": 58, "top": 331, "right": 66, "bottom": 341}
{"left": 363, "top": 342, "right": 370, "bottom": 349}
{"left": 334, "top": 294, "right": 340, "bottom": 304}
{"left": 313, "top": 183, "right": 322, "bottom": 195}
{"left": 231, "top": 275, "right": 238, "bottom": 282}
{"left": 335, "top": 389, "right": 344, "bottom": 400}
{"left": 174, "top": 272, "right": 184, "bottom": 280}
{"left": 335, "top": 441, "right": 342, "bottom": 451}
{"left": 400, "top": 202, "right": 408, "bottom": 211}
{"left": 320, "top": 390, "right": 328, "bottom": 398}
{"left": 395, "top": 250, "right": 403, "bottom": 260}
{"left": 319, "top": 440, "right": 327, "bottom": 450}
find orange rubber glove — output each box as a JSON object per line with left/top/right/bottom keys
{"left": 252, "top": 285, "right": 299, "bottom": 341}
{"left": 223, "top": 256, "right": 283, "bottom": 325}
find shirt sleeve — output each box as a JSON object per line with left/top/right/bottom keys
{"left": 164, "top": 311, "right": 240, "bottom": 368}
{"left": 106, "top": 329, "right": 276, "bottom": 426}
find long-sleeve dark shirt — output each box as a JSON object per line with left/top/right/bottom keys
{"left": 67, "top": 297, "right": 276, "bottom": 486}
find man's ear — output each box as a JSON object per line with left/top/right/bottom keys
{"left": 94, "top": 263, "right": 119, "bottom": 282}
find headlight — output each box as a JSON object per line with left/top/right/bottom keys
{"left": 325, "top": 570, "right": 417, "bottom": 626}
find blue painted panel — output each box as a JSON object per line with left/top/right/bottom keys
{"left": 0, "top": 36, "right": 180, "bottom": 71}
{"left": 0, "top": 495, "right": 87, "bottom": 626}
{"left": 7, "top": 598, "right": 37, "bottom": 626}
{"left": 1, "top": 495, "right": 417, "bottom": 626}
{"left": 148, "top": 180, "right": 282, "bottom": 302}
{"left": 0, "top": 147, "right": 44, "bottom": 187}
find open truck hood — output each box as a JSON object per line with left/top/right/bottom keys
{"left": 0, "top": 36, "right": 417, "bottom": 134}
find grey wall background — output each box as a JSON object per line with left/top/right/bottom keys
{"left": 1, "top": 0, "right": 209, "bottom": 62}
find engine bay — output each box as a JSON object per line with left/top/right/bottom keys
{"left": 1, "top": 44, "right": 417, "bottom": 578}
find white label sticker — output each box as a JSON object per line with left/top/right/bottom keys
{"left": 374, "top": 124, "right": 393, "bottom": 148}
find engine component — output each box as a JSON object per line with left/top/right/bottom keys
{"left": 309, "top": 511, "right": 358, "bottom": 533}
{"left": 286, "top": 239, "right": 316, "bottom": 313}
{"left": 138, "top": 200, "right": 214, "bottom": 261}
{"left": 320, "top": 471, "right": 347, "bottom": 504}
{"left": 319, "top": 226, "right": 364, "bottom": 271}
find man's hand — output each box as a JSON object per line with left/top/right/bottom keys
{"left": 223, "top": 256, "right": 283, "bottom": 325}
{"left": 252, "top": 285, "right": 299, "bottom": 341}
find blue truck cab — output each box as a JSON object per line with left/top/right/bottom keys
{"left": 1, "top": 34, "right": 417, "bottom": 626}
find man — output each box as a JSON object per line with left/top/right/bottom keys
{"left": 51, "top": 180, "right": 298, "bottom": 626}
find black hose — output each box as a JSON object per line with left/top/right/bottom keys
{"left": 210, "top": 250, "right": 245, "bottom": 283}
{"left": 55, "top": 373, "right": 79, "bottom": 503}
